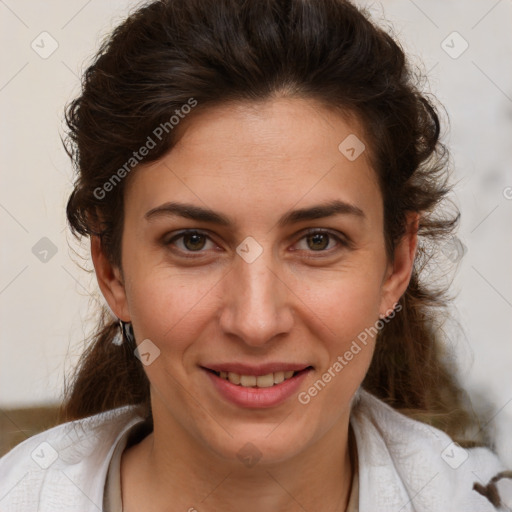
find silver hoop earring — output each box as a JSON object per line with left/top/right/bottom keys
{"left": 112, "top": 321, "right": 124, "bottom": 346}
{"left": 112, "top": 320, "right": 135, "bottom": 346}
{"left": 121, "top": 320, "right": 135, "bottom": 346}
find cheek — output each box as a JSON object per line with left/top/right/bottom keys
{"left": 296, "top": 276, "right": 381, "bottom": 408}
{"left": 295, "top": 265, "right": 384, "bottom": 337}
{"left": 290, "top": 264, "right": 384, "bottom": 393}
{"left": 124, "top": 266, "right": 218, "bottom": 346}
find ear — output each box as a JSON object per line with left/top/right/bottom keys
{"left": 91, "top": 235, "right": 130, "bottom": 321}
{"left": 379, "top": 212, "right": 419, "bottom": 316}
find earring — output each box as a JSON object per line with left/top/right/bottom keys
{"left": 112, "top": 321, "right": 124, "bottom": 346}
{"left": 121, "top": 320, "right": 135, "bottom": 346}
{"left": 112, "top": 320, "right": 135, "bottom": 346}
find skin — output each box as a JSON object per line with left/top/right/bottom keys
{"left": 92, "top": 97, "right": 418, "bottom": 511}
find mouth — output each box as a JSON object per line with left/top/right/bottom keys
{"left": 204, "top": 367, "right": 312, "bottom": 388}
{"left": 201, "top": 364, "right": 313, "bottom": 408}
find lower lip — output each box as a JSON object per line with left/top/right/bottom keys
{"left": 204, "top": 368, "right": 312, "bottom": 408}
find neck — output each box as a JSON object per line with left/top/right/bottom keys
{"left": 121, "top": 408, "right": 355, "bottom": 512}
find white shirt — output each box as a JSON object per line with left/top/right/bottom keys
{"left": 102, "top": 419, "right": 360, "bottom": 511}
{"left": 0, "top": 389, "right": 509, "bottom": 511}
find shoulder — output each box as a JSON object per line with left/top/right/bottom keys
{"left": 0, "top": 405, "right": 147, "bottom": 512}
{"left": 350, "top": 388, "right": 510, "bottom": 512}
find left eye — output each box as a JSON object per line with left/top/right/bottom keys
{"left": 294, "top": 230, "right": 345, "bottom": 252}
{"left": 164, "top": 229, "right": 347, "bottom": 255}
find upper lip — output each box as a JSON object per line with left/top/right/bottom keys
{"left": 203, "top": 363, "right": 312, "bottom": 376}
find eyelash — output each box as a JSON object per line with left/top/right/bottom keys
{"left": 163, "top": 228, "right": 350, "bottom": 259}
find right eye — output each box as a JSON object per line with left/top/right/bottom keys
{"left": 163, "top": 230, "right": 219, "bottom": 257}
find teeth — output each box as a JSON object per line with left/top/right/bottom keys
{"left": 273, "top": 371, "right": 285, "bottom": 384}
{"left": 239, "top": 375, "right": 256, "bottom": 386}
{"left": 256, "top": 373, "right": 274, "bottom": 388}
{"left": 215, "top": 369, "right": 299, "bottom": 387}
{"left": 228, "top": 372, "right": 240, "bottom": 385}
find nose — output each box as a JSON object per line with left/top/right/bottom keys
{"left": 218, "top": 246, "right": 294, "bottom": 348}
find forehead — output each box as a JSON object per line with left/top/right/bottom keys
{"left": 124, "top": 98, "right": 382, "bottom": 229}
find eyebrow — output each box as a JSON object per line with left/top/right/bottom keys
{"left": 144, "top": 199, "right": 366, "bottom": 227}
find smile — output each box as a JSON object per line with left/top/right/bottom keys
{"left": 202, "top": 365, "right": 313, "bottom": 408}
{"left": 212, "top": 370, "right": 299, "bottom": 388}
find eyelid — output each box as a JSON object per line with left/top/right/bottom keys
{"left": 163, "top": 229, "right": 219, "bottom": 256}
{"left": 293, "top": 228, "right": 351, "bottom": 253}
{"left": 163, "top": 228, "right": 351, "bottom": 257}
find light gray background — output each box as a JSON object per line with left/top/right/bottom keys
{"left": 0, "top": 0, "right": 511, "bottom": 464}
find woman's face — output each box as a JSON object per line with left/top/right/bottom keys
{"left": 97, "top": 97, "right": 415, "bottom": 465}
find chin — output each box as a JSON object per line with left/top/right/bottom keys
{"left": 204, "top": 420, "right": 317, "bottom": 468}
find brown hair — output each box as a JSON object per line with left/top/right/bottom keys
{"left": 60, "top": 0, "right": 483, "bottom": 444}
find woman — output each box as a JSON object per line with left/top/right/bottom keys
{"left": 0, "top": 0, "right": 510, "bottom": 510}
